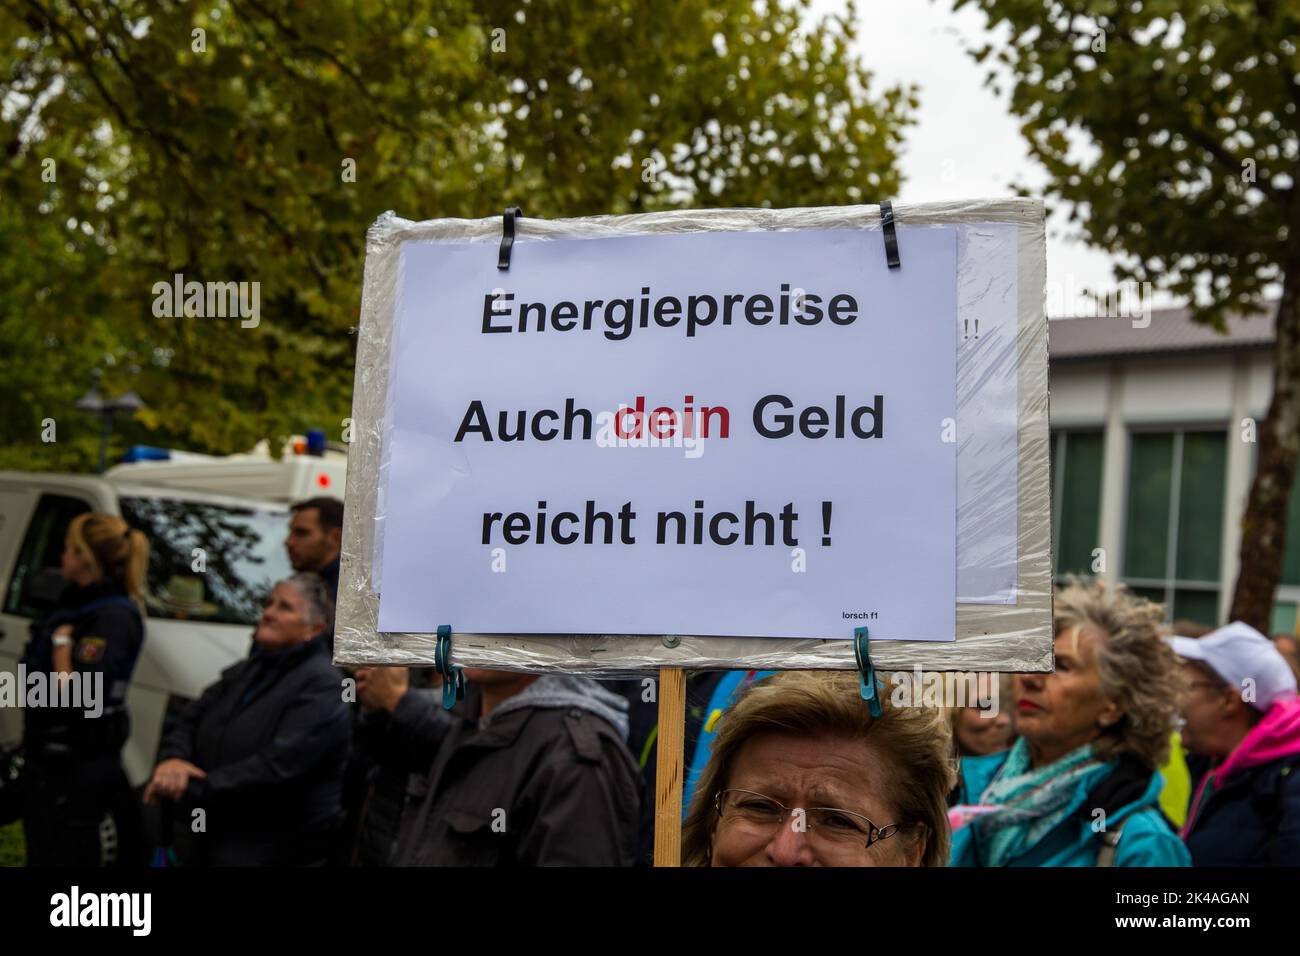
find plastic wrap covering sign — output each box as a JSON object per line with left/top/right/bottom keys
{"left": 336, "top": 201, "right": 1052, "bottom": 676}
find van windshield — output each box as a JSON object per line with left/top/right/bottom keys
{"left": 118, "top": 496, "right": 293, "bottom": 626}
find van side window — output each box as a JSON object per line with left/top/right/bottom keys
{"left": 118, "top": 496, "right": 292, "bottom": 626}
{"left": 3, "top": 493, "right": 92, "bottom": 618}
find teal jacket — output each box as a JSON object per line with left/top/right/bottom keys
{"left": 949, "top": 750, "right": 1191, "bottom": 867}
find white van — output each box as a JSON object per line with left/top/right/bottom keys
{"left": 0, "top": 443, "right": 346, "bottom": 787}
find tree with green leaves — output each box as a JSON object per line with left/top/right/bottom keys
{"left": 958, "top": 0, "right": 1299, "bottom": 631}
{"left": 0, "top": 0, "right": 914, "bottom": 472}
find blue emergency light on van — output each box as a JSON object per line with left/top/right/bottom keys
{"left": 121, "top": 445, "right": 172, "bottom": 462}
{"left": 306, "top": 428, "right": 327, "bottom": 456}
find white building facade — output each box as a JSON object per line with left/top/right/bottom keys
{"left": 1048, "top": 304, "right": 1299, "bottom": 631}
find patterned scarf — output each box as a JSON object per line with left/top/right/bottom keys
{"left": 974, "top": 738, "right": 1104, "bottom": 867}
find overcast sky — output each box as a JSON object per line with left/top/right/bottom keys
{"left": 811, "top": 0, "right": 1180, "bottom": 317}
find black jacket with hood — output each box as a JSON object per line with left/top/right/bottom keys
{"left": 382, "top": 675, "right": 640, "bottom": 866}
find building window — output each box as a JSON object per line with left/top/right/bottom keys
{"left": 1123, "top": 429, "right": 1226, "bottom": 626}
{"left": 1272, "top": 602, "right": 1297, "bottom": 637}
{"left": 1051, "top": 431, "right": 1104, "bottom": 579}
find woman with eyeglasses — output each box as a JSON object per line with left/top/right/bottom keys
{"left": 949, "top": 581, "right": 1190, "bottom": 867}
{"left": 1170, "top": 622, "right": 1300, "bottom": 866}
{"left": 681, "top": 671, "right": 956, "bottom": 866}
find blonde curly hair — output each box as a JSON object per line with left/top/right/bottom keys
{"left": 1053, "top": 579, "right": 1183, "bottom": 769}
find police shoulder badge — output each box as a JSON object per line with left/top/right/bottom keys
{"left": 74, "top": 637, "right": 108, "bottom": 664}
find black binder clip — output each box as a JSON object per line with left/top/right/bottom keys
{"left": 879, "top": 200, "right": 900, "bottom": 270}
{"left": 854, "top": 625, "right": 882, "bottom": 718}
{"left": 497, "top": 206, "right": 523, "bottom": 271}
{"left": 434, "top": 624, "right": 465, "bottom": 711}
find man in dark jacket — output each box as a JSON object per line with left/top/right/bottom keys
{"left": 356, "top": 666, "right": 640, "bottom": 866}
{"left": 285, "top": 495, "right": 374, "bottom": 865}
{"left": 145, "top": 574, "right": 350, "bottom": 866}
{"left": 1170, "top": 622, "right": 1300, "bottom": 865}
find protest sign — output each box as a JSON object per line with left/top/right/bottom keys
{"left": 377, "top": 226, "right": 957, "bottom": 641}
{"left": 336, "top": 200, "right": 1051, "bottom": 675}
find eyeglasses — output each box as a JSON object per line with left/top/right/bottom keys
{"left": 714, "top": 788, "right": 905, "bottom": 850}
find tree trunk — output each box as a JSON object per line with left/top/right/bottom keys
{"left": 1230, "top": 260, "right": 1300, "bottom": 631}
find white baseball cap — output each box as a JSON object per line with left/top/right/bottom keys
{"left": 1167, "top": 621, "right": 1299, "bottom": 711}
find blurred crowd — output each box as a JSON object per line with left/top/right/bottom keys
{"left": 13, "top": 500, "right": 1300, "bottom": 867}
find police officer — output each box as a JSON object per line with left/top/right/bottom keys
{"left": 21, "top": 512, "right": 148, "bottom": 866}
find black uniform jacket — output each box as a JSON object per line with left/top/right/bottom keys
{"left": 22, "top": 580, "right": 144, "bottom": 757}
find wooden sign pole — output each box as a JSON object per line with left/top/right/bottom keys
{"left": 653, "top": 666, "right": 687, "bottom": 867}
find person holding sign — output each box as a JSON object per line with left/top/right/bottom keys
{"left": 356, "top": 665, "right": 640, "bottom": 866}
{"left": 681, "top": 671, "right": 955, "bottom": 866}
{"left": 949, "top": 582, "right": 1190, "bottom": 868}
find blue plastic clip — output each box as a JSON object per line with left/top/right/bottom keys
{"left": 434, "top": 624, "right": 465, "bottom": 712}
{"left": 854, "top": 626, "right": 881, "bottom": 718}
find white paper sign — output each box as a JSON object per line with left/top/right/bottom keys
{"left": 376, "top": 227, "right": 958, "bottom": 641}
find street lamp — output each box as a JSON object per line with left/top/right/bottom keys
{"left": 76, "top": 368, "right": 146, "bottom": 473}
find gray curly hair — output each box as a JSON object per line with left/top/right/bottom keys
{"left": 1054, "top": 579, "right": 1183, "bottom": 769}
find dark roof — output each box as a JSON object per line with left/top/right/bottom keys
{"left": 1049, "top": 302, "right": 1276, "bottom": 361}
